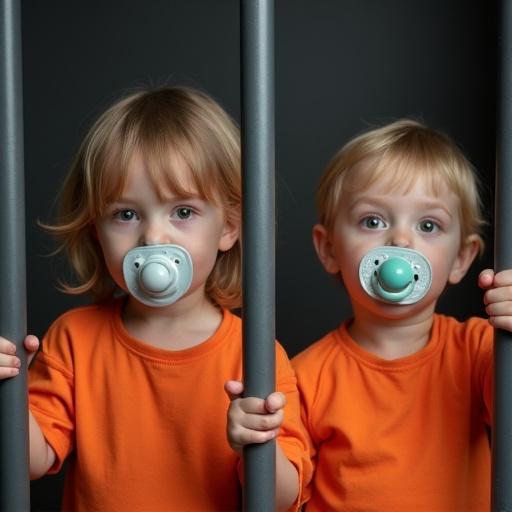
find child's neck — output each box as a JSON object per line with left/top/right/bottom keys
{"left": 348, "top": 303, "right": 436, "bottom": 360}
{"left": 122, "top": 291, "right": 223, "bottom": 351}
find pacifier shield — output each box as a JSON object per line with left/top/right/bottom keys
{"left": 359, "top": 247, "right": 432, "bottom": 305}
{"left": 122, "top": 244, "right": 193, "bottom": 307}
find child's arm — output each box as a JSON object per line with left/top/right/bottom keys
{"left": 479, "top": 269, "right": 512, "bottom": 331}
{"left": 0, "top": 335, "right": 56, "bottom": 478}
{"left": 225, "top": 380, "right": 299, "bottom": 512}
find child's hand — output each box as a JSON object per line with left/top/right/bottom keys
{"left": 224, "top": 379, "right": 285, "bottom": 454}
{"left": 479, "top": 269, "right": 512, "bottom": 332}
{"left": 0, "top": 335, "right": 39, "bottom": 379}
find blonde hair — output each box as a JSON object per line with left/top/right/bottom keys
{"left": 317, "top": 119, "right": 486, "bottom": 252}
{"left": 45, "top": 85, "right": 242, "bottom": 309}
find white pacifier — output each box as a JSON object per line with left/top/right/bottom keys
{"left": 359, "top": 246, "right": 432, "bottom": 305}
{"left": 122, "top": 244, "right": 193, "bottom": 307}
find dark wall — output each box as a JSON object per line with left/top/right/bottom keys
{"left": 22, "top": 1, "right": 496, "bottom": 509}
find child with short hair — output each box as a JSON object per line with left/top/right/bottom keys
{"left": 0, "top": 86, "right": 310, "bottom": 511}
{"left": 291, "top": 119, "right": 506, "bottom": 511}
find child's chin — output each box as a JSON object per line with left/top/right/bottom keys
{"left": 369, "top": 298, "right": 428, "bottom": 319}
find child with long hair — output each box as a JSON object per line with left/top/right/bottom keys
{"left": 0, "top": 86, "right": 310, "bottom": 511}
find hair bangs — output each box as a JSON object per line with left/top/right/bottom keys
{"left": 317, "top": 119, "right": 486, "bottom": 253}
{"left": 121, "top": 96, "right": 228, "bottom": 206}
{"left": 343, "top": 134, "right": 455, "bottom": 199}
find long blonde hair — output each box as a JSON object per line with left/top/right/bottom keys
{"left": 45, "top": 86, "right": 242, "bottom": 309}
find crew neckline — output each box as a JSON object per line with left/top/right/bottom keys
{"left": 335, "top": 314, "right": 443, "bottom": 371}
{"left": 109, "top": 298, "right": 237, "bottom": 363}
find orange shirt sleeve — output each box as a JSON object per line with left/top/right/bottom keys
{"left": 29, "top": 317, "right": 76, "bottom": 474}
{"left": 464, "top": 316, "right": 493, "bottom": 425}
{"left": 275, "top": 342, "right": 314, "bottom": 510}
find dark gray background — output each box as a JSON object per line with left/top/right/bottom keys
{"left": 22, "top": 1, "right": 496, "bottom": 509}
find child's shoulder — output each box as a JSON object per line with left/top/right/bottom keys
{"left": 292, "top": 323, "right": 345, "bottom": 371}
{"left": 45, "top": 298, "right": 121, "bottom": 340}
{"left": 36, "top": 300, "right": 122, "bottom": 368}
{"left": 434, "top": 313, "right": 493, "bottom": 348}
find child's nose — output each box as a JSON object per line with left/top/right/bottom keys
{"left": 141, "top": 221, "right": 172, "bottom": 246}
{"left": 388, "top": 227, "right": 411, "bottom": 248}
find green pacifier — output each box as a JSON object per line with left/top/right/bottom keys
{"left": 359, "top": 247, "right": 432, "bottom": 305}
{"left": 372, "top": 257, "right": 414, "bottom": 302}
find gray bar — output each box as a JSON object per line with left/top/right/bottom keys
{"left": 493, "top": 1, "right": 512, "bottom": 510}
{"left": 0, "top": 0, "right": 30, "bottom": 510}
{"left": 240, "top": 0, "right": 276, "bottom": 510}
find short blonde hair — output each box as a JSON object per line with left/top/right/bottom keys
{"left": 317, "top": 119, "right": 486, "bottom": 252}
{"left": 45, "top": 85, "right": 242, "bottom": 309}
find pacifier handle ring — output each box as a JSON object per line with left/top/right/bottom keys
{"left": 371, "top": 274, "right": 414, "bottom": 302}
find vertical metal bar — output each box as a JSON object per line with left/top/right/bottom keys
{"left": 0, "top": 0, "right": 30, "bottom": 510}
{"left": 240, "top": 0, "right": 276, "bottom": 510}
{"left": 493, "top": 1, "right": 512, "bottom": 510}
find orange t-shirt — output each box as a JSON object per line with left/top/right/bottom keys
{"left": 292, "top": 314, "right": 493, "bottom": 512}
{"left": 29, "top": 298, "right": 311, "bottom": 511}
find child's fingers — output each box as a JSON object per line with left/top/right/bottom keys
{"left": 0, "top": 352, "right": 21, "bottom": 368}
{"left": 226, "top": 391, "right": 285, "bottom": 451}
{"left": 224, "top": 382, "right": 285, "bottom": 414}
{"left": 224, "top": 380, "right": 244, "bottom": 401}
{"left": 480, "top": 269, "right": 512, "bottom": 293}
{"left": 24, "top": 335, "right": 40, "bottom": 367}
{"left": 0, "top": 365, "right": 20, "bottom": 379}
{"left": 0, "top": 336, "right": 20, "bottom": 379}
{"left": 0, "top": 335, "right": 39, "bottom": 379}
{"left": 0, "top": 336, "right": 17, "bottom": 355}
{"left": 240, "top": 409, "right": 284, "bottom": 432}
{"left": 233, "top": 396, "right": 269, "bottom": 415}
{"left": 228, "top": 424, "right": 278, "bottom": 447}
{"left": 486, "top": 300, "right": 512, "bottom": 317}
{"left": 488, "top": 314, "right": 512, "bottom": 332}
{"left": 265, "top": 391, "right": 286, "bottom": 413}
{"left": 478, "top": 269, "right": 495, "bottom": 289}
{"left": 239, "top": 391, "right": 286, "bottom": 415}
{"left": 24, "top": 335, "right": 40, "bottom": 353}
{"left": 0, "top": 335, "right": 39, "bottom": 355}
{"left": 491, "top": 269, "right": 512, "bottom": 287}
{"left": 228, "top": 397, "right": 283, "bottom": 428}
{"left": 484, "top": 286, "right": 512, "bottom": 306}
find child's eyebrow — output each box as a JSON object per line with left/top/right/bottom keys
{"left": 112, "top": 192, "right": 203, "bottom": 204}
{"left": 415, "top": 200, "right": 455, "bottom": 218}
{"left": 349, "top": 196, "right": 454, "bottom": 219}
{"left": 161, "top": 192, "right": 204, "bottom": 202}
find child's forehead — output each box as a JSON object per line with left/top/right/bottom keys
{"left": 342, "top": 156, "right": 454, "bottom": 198}
{"left": 125, "top": 149, "right": 199, "bottom": 195}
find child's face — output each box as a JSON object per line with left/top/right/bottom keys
{"left": 94, "top": 151, "right": 239, "bottom": 306}
{"left": 313, "top": 168, "right": 479, "bottom": 318}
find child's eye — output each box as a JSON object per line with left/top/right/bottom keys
{"left": 362, "top": 216, "right": 386, "bottom": 230}
{"left": 173, "top": 207, "right": 194, "bottom": 220}
{"left": 418, "top": 219, "right": 439, "bottom": 233}
{"left": 114, "top": 209, "right": 138, "bottom": 222}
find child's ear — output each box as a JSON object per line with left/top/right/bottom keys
{"left": 218, "top": 214, "right": 240, "bottom": 252}
{"left": 448, "top": 234, "right": 481, "bottom": 284}
{"left": 312, "top": 224, "right": 340, "bottom": 274}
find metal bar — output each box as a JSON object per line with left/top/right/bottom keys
{"left": 0, "top": 0, "right": 30, "bottom": 510}
{"left": 240, "top": 0, "right": 276, "bottom": 510}
{"left": 493, "top": 1, "right": 512, "bottom": 510}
